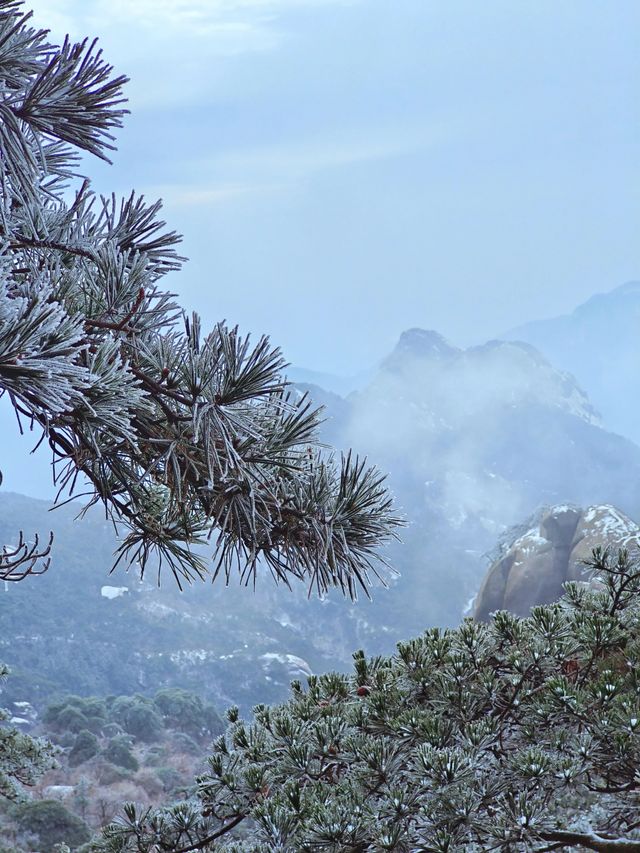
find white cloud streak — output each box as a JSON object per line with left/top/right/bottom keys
{"left": 32, "top": 0, "right": 357, "bottom": 42}
{"left": 147, "top": 122, "right": 449, "bottom": 210}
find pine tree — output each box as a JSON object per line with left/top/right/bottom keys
{"left": 0, "top": 1, "right": 401, "bottom": 593}
{"left": 0, "top": 664, "right": 56, "bottom": 802}
{"left": 96, "top": 549, "right": 640, "bottom": 852}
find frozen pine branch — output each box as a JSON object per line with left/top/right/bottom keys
{"left": 0, "top": 1, "right": 402, "bottom": 595}
{"left": 0, "top": 529, "right": 52, "bottom": 580}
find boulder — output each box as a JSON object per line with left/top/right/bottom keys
{"left": 473, "top": 504, "right": 639, "bottom": 620}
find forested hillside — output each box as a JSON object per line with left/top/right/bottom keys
{"left": 0, "top": 493, "right": 348, "bottom": 716}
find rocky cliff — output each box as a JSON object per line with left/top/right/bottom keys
{"left": 473, "top": 504, "right": 640, "bottom": 621}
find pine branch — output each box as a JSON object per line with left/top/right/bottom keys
{"left": 0, "top": 529, "right": 52, "bottom": 580}
{"left": 539, "top": 829, "right": 640, "bottom": 852}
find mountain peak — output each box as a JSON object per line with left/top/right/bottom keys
{"left": 382, "top": 328, "right": 459, "bottom": 370}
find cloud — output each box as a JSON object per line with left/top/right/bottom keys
{"left": 215, "top": 131, "right": 436, "bottom": 177}
{"left": 31, "top": 0, "right": 360, "bottom": 110}
{"left": 33, "top": 0, "right": 275, "bottom": 54}
{"left": 147, "top": 182, "right": 277, "bottom": 208}
{"left": 141, "top": 122, "right": 447, "bottom": 212}
{"left": 32, "top": 0, "right": 357, "bottom": 44}
{"left": 201, "top": 121, "right": 446, "bottom": 184}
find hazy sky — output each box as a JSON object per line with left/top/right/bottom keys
{"left": 33, "top": 0, "right": 639, "bottom": 374}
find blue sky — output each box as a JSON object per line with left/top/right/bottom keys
{"left": 32, "top": 0, "right": 639, "bottom": 374}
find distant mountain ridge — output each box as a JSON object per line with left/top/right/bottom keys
{"left": 375, "top": 330, "right": 601, "bottom": 426}
{"left": 284, "top": 365, "right": 372, "bottom": 397}
{"left": 501, "top": 280, "right": 640, "bottom": 443}
{"left": 381, "top": 328, "right": 459, "bottom": 369}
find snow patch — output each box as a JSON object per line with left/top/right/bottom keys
{"left": 44, "top": 785, "right": 74, "bottom": 799}
{"left": 101, "top": 585, "right": 128, "bottom": 600}
{"left": 169, "top": 649, "right": 210, "bottom": 664}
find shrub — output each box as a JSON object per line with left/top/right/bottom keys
{"left": 16, "top": 800, "right": 90, "bottom": 852}
{"left": 153, "top": 688, "right": 223, "bottom": 740}
{"left": 68, "top": 731, "right": 99, "bottom": 768}
{"left": 109, "top": 697, "right": 164, "bottom": 743}
{"left": 154, "top": 766, "right": 183, "bottom": 795}
{"left": 133, "top": 769, "right": 163, "bottom": 799}
{"left": 102, "top": 737, "right": 138, "bottom": 773}
{"left": 142, "top": 745, "right": 166, "bottom": 767}
{"left": 49, "top": 707, "right": 88, "bottom": 736}
{"left": 44, "top": 697, "right": 106, "bottom": 736}
{"left": 97, "top": 762, "right": 132, "bottom": 786}
{"left": 170, "top": 732, "right": 200, "bottom": 756}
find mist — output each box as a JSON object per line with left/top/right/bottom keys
{"left": 295, "top": 310, "right": 640, "bottom": 634}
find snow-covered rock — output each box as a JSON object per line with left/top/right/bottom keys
{"left": 473, "top": 504, "right": 639, "bottom": 620}
{"left": 260, "top": 652, "right": 313, "bottom": 678}
{"left": 8, "top": 700, "right": 37, "bottom": 728}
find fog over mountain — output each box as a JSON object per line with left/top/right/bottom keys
{"left": 297, "top": 322, "right": 640, "bottom": 630}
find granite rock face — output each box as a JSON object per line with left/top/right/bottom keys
{"left": 473, "top": 504, "right": 640, "bottom": 621}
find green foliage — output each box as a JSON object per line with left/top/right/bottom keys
{"left": 96, "top": 549, "right": 640, "bottom": 852}
{"left": 154, "top": 766, "right": 184, "bottom": 795}
{"left": 153, "top": 688, "right": 224, "bottom": 740}
{"left": 44, "top": 697, "right": 107, "bottom": 736}
{"left": 41, "top": 687, "right": 224, "bottom": 759}
{"left": 16, "top": 800, "right": 90, "bottom": 852}
{"left": 96, "top": 762, "right": 132, "bottom": 786}
{"left": 0, "top": 492, "right": 346, "bottom": 717}
{"left": 0, "top": 665, "right": 56, "bottom": 801}
{"left": 171, "top": 732, "right": 201, "bottom": 756}
{"left": 108, "top": 696, "right": 163, "bottom": 743}
{"left": 143, "top": 745, "right": 166, "bottom": 767}
{"left": 102, "top": 736, "right": 138, "bottom": 773}
{"left": 68, "top": 731, "right": 99, "bottom": 768}
{"left": 50, "top": 707, "right": 89, "bottom": 736}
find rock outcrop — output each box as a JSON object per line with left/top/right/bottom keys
{"left": 473, "top": 504, "right": 640, "bottom": 621}
{"left": 381, "top": 328, "right": 460, "bottom": 370}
